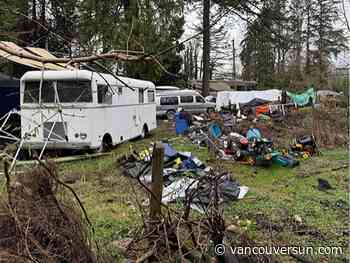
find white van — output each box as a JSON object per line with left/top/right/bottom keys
{"left": 156, "top": 89, "right": 216, "bottom": 119}
{"left": 20, "top": 70, "right": 156, "bottom": 151}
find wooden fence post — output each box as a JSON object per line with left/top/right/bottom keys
{"left": 149, "top": 142, "right": 164, "bottom": 220}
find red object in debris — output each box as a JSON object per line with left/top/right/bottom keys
{"left": 240, "top": 137, "right": 249, "bottom": 146}
{"left": 224, "top": 148, "right": 234, "bottom": 155}
{"left": 255, "top": 105, "right": 269, "bottom": 117}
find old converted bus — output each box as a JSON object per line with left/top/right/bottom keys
{"left": 20, "top": 70, "right": 156, "bottom": 151}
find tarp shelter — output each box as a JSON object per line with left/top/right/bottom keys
{"left": 240, "top": 98, "right": 270, "bottom": 108}
{"left": 0, "top": 73, "right": 20, "bottom": 117}
{"left": 216, "top": 89, "right": 282, "bottom": 109}
{"left": 287, "top": 88, "right": 316, "bottom": 107}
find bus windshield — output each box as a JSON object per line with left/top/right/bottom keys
{"left": 23, "top": 80, "right": 92, "bottom": 103}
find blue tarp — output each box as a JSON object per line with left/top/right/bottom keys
{"left": 163, "top": 143, "right": 177, "bottom": 158}
{"left": 0, "top": 74, "right": 20, "bottom": 116}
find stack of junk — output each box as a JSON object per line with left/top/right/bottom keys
{"left": 173, "top": 90, "right": 318, "bottom": 168}
{"left": 119, "top": 142, "right": 249, "bottom": 213}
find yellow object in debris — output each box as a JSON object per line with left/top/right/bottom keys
{"left": 139, "top": 149, "right": 151, "bottom": 161}
{"left": 295, "top": 143, "right": 303, "bottom": 150}
{"left": 282, "top": 148, "right": 288, "bottom": 155}
{"left": 173, "top": 157, "right": 182, "bottom": 168}
{"left": 302, "top": 152, "right": 311, "bottom": 160}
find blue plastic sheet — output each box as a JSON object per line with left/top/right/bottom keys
{"left": 246, "top": 128, "right": 262, "bottom": 140}
{"left": 209, "top": 123, "right": 222, "bottom": 138}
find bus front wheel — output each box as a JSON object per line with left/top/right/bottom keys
{"left": 141, "top": 124, "right": 149, "bottom": 139}
{"left": 98, "top": 133, "right": 113, "bottom": 152}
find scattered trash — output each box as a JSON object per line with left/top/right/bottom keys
{"left": 293, "top": 215, "right": 303, "bottom": 224}
{"left": 335, "top": 199, "right": 349, "bottom": 210}
{"left": 209, "top": 122, "right": 222, "bottom": 138}
{"left": 183, "top": 110, "right": 304, "bottom": 168}
{"left": 119, "top": 142, "right": 249, "bottom": 213}
{"left": 317, "top": 178, "right": 334, "bottom": 191}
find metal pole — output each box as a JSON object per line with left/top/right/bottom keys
{"left": 232, "top": 38, "right": 236, "bottom": 80}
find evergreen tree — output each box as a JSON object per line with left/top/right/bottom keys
{"left": 78, "top": 0, "right": 185, "bottom": 83}
{"left": 311, "top": 0, "right": 348, "bottom": 87}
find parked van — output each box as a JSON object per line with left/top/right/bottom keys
{"left": 156, "top": 89, "right": 216, "bottom": 119}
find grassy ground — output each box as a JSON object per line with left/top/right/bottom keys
{"left": 0, "top": 120, "right": 348, "bottom": 262}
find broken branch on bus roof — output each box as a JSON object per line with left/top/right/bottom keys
{"left": 0, "top": 41, "right": 152, "bottom": 65}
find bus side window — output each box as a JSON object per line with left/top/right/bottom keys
{"left": 97, "top": 85, "right": 112, "bottom": 104}
{"left": 147, "top": 90, "right": 155, "bottom": 103}
{"left": 139, "top": 89, "right": 144, "bottom": 104}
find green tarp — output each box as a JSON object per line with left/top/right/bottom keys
{"left": 287, "top": 88, "right": 316, "bottom": 107}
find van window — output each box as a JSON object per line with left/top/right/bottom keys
{"left": 57, "top": 80, "right": 92, "bottom": 103}
{"left": 180, "top": 96, "right": 194, "bottom": 103}
{"left": 196, "top": 96, "right": 205, "bottom": 103}
{"left": 139, "top": 89, "right": 144, "bottom": 103}
{"left": 97, "top": 85, "right": 112, "bottom": 104}
{"left": 147, "top": 90, "right": 155, "bottom": 103}
{"left": 160, "top": 96, "right": 178, "bottom": 105}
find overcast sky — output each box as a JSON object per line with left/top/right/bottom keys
{"left": 182, "top": 2, "right": 350, "bottom": 77}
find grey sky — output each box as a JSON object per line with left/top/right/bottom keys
{"left": 183, "top": 2, "right": 350, "bottom": 77}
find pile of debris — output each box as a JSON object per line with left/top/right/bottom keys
{"left": 119, "top": 142, "right": 249, "bottom": 212}
{"left": 0, "top": 162, "right": 98, "bottom": 263}
{"left": 185, "top": 112, "right": 317, "bottom": 167}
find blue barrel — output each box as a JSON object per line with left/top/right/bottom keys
{"left": 175, "top": 112, "right": 189, "bottom": 135}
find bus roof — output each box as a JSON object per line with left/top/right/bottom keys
{"left": 21, "top": 70, "right": 155, "bottom": 89}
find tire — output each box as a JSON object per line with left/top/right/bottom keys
{"left": 141, "top": 124, "right": 149, "bottom": 139}
{"left": 98, "top": 134, "right": 113, "bottom": 153}
{"left": 166, "top": 110, "right": 176, "bottom": 120}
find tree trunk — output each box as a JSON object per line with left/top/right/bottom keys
{"left": 194, "top": 49, "right": 198, "bottom": 80}
{"left": 202, "top": 0, "right": 210, "bottom": 96}
{"left": 305, "top": 2, "right": 311, "bottom": 75}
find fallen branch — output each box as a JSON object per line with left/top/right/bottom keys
{"left": 0, "top": 42, "right": 152, "bottom": 64}
{"left": 136, "top": 248, "right": 155, "bottom": 263}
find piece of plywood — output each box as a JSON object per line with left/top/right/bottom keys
{"left": 0, "top": 41, "right": 69, "bottom": 70}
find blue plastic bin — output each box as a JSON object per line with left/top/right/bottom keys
{"left": 175, "top": 112, "right": 189, "bottom": 135}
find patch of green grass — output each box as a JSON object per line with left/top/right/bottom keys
{"left": 0, "top": 123, "right": 348, "bottom": 262}
{"left": 222, "top": 148, "right": 349, "bottom": 262}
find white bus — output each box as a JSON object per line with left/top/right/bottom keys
{"left": 20, "top": 70, "right": 156, "bottom": 151}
